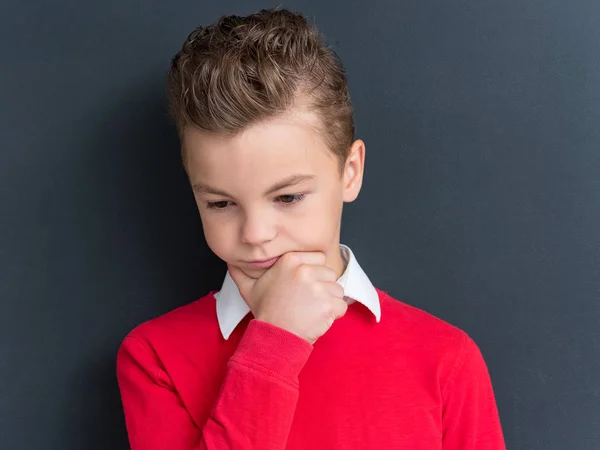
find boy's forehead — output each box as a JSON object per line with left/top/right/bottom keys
{"left": 183, "top": 114, "right": 335, "bottom": 182}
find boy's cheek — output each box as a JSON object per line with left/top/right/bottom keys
{"left": 203, "top": 232, "right": 233, "bottom": 263}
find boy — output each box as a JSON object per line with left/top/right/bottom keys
{"left": 116, "top": 8, "right": 506, "bottom": 450}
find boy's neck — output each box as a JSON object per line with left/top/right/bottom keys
{"left": 327, "top": 242, "right": 347, "bottom": 280}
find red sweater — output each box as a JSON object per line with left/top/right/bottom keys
{"left": 116, "top": 288, "right": 506, "bottom": 449}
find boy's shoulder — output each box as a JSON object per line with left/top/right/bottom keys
{"left": 377, "top": 287, "right": 466, "bottom": 337}
{"left": 375, "top": 287, "right": 476, "bottom": 361}
{"left": 121, "top": 290, "right": 220, "bottom": 348}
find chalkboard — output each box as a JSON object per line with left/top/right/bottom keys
{"left": 1, "top": 0, "right": 599, "bottom": 448}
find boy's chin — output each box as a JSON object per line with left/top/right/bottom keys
{"left": 234, "top": 266, "right": 267, "bottom": 280}
{"left": 249, "top": 266, "right": 272, "bottom": 277}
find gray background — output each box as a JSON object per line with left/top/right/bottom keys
{"left": 1, "top": 0, "right": 599, "bottom": 449}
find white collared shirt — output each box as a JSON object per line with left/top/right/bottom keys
{"left": 214, "top": 243, "right": 381, "bottom": 340}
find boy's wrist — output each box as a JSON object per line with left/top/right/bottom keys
{"left": 230, "top": 318, "right": 313, "bottom": 384}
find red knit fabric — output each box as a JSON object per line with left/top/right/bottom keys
{"left": 116, "top": 288, "right": 506, "bottom": 449}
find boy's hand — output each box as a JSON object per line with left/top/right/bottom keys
{"left": 227, "top": 252, "right": 348, "bottom": 344}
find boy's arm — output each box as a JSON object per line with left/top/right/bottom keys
{"left": 116, "top": 319, "right": 313, "bottom": 450}
{"left": 442, "top": 333, "right": 507, "bottom": 449}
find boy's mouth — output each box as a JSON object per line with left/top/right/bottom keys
{"left": 243, "top": 256, "right": 280, "bottom": 270}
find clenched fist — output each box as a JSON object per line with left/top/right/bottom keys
{"left": 228, "top": 251, "right": 348, "bottom": 344}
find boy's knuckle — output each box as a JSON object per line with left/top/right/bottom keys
{"left": 321, "top": 301, "right": 334, "bottom": 317}
{"left": 283, "top": 252, "right": 299, "bottom": 266}
{"left": 296, "top": 264, "right": 312, "bottom": 281}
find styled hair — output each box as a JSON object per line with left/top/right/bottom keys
{"left": 165, "top": 8, "right": 355, "bottom": 174}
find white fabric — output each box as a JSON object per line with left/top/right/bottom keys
{"left": 214, "top": 243, "right": 381, "bottom": 340}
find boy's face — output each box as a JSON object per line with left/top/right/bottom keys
{"left": 183, "top": 106, "right": 365, "bottom": 280}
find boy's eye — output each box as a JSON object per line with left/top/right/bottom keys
{"left": 205, "top": 193, "right": 306, "bottom": 210}
{"left": 277, "top": 193, "right": 305, "bottom": 205}
{"left": 206, "top": 200, "right": 229, "bottom": 210}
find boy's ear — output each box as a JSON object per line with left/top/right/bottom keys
{"left": 342, "top": 139, "right": 366, "bottom": 203}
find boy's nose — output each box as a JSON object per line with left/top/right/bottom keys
{"left": 240, "top": 212, "right": 277, "bottom": 245}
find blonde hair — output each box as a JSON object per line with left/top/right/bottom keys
{"left": 165, "top": 8, "right": 355, "bottom": 173}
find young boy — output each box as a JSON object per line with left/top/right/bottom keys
{"left": 116, "top": 8, "right": 506, "bottom": 450}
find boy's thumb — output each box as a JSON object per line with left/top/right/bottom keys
{"left": 227, "top": 264, "right": 255, "bottom": 305}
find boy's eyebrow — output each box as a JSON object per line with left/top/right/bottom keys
{"left": 192, "top": 174, "right": 316, "bottom": 197}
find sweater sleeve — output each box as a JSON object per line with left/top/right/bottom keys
{"left": 116, "top": 319, "right": 313, "bottom": 450}
{"left": 441, "top": 333, "right": 506, "bottom": 450}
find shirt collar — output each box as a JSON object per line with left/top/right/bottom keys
{"left": 214, "top": 243, "right": 381, "bottom": 340}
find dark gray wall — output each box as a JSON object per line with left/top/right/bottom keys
{"left": 1, "top": 0, "right": 599, "bottom": 448}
